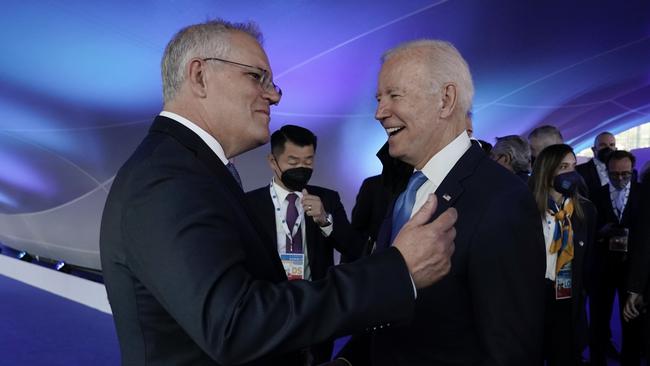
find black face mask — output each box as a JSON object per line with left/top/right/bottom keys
{"left": 596, "top": 147, "right": 614, "bottom": 163}
{"left": 279, "top": 167, "right": 312, "bottom": 191}
{"left": 553, "top": 171, "right": 582, "bottom": 197}
{"left": 273, "top": 157, "right": 313, "bottom": 191}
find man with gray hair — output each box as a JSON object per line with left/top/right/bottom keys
{"left": 337, "top": 39, "right": 545, "bottom": 365}
{"left": 527, "top": 124, "right": 564, "bottom": 164}
{"left": 490, "top": 134, "right": 532, "bottom": 181}
{"left": 100, "top": 20, "right": 457, "bottom": 366}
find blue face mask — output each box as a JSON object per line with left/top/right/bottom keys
{"left": 553, "top": 171, "right": 582, "bottom": 196}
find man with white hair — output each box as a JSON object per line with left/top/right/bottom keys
{"left": 337, "top": 40, "right": 546, "bottom": 366}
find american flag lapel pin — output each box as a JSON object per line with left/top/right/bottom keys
{"left": 442, "top": 194, "right": 451, "bottom": 201}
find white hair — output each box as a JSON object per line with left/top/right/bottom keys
{"left": 382, "top": 39, "right": 474, "bottom": 116}
{"left": 160, "top": 19, "right": 262, "bottom": 103}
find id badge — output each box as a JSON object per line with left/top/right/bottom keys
{"left": 555, "top": 262, "right": 572, "bottom": 300}
{"left": 280, "top": 253, "right": 305, "bottom": 280}
{"left": 609, "top": 228, "right": 629, "bottom": 252}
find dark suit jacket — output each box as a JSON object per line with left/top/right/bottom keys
{"left": 627, "top": 181, "right": 650, "bottom": 296}
{"left": 592, "top": 182, "right": 642, "bottom": 266}
{"left": 99, "top": 116, "right": 417, "bottom": 366}
{"left": 567, "top": 198, "right": 597, "bottom": 351}
{"left": 245, "top": 184, "right": 363, "bottom": 364}
{"left": 341, "top": 144, "right": 546, "bottom": 366}
{"left": 246, "top": 184, "right": 362, "bottom": 280}
{"left": 576, "top": 159, "right": 603, "bottom": 201}
{"left": 340, "top": 175, "right": 394, "bottom": 262}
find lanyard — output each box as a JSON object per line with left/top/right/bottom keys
{"left": 610, "top": 185, "right": 630, "bottom": 222}
{"left": 269, "top": 183, "right": 303, "bottom": 242}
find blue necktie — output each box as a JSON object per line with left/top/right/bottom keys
{"left": 226, "top": 162, "right": 243, "bottom": 189}
{"left": 391, "top": 171, "right": 428, "bottom": 243}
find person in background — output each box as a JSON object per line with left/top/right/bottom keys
{"left": 528, "top": 125, "right": 564, "bottom": 165}
{"left": 576, "top": 132, "right": 616, "bottom": 201}
{"left": 528, "top": 143, "right": 596, "bottom": 366}
{"left": 246, "top": 124, "right": 363, "bottom": 364}
{"left": 490, "top": 134, "right": 532, "bottom": 181}
{"left": 590, "top": 150, "right": 644, "bottom": 366}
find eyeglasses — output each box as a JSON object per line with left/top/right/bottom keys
{"left": 203, "top": 57, "right": 282, "bottom": 101}
{"left": 608, "top": 171, "right": 633, "bottom": 179}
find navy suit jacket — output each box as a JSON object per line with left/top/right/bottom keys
{"left": 342, "top": 144, "right": 547, "bottom": 366}
{"left": 576, "top": 159, "right": 603, "bottom": 201}
{"left": 100, "top": 116, "right": 417, "bottom": 366}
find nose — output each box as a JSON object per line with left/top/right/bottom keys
{"left": 375, "top": 100, "right": 390, "bottom": 121}
{"left": 263, "top": 87, "right": 282, "bottom": 106}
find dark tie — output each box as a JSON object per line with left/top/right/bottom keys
{"left": 391, "top": 171, "right": 428, "bottom": 243}
{"left": 226, "top": 162, "right": 243, "bottom": 188}
{"left": 285, "top": 193, "right": 303, "bottom": 253}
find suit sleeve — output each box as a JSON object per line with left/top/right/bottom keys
{"left": 326, "top": 190, "right": 367, "bottom": 261}
{"left": 468, "top": 187, "right": 546, "bottom": 366}
{"left": 627, "top": 182, "right": 650, "bottom": 294}
{"left": 121, "top": 168, "right": 415, "bottom": 365}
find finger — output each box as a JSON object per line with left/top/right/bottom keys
{"left": 302, "top": 188, "right": 309, "bottom": 196}
{"left": 428, "top": 207, "right": 458, "bottom": 233}
{"left": 405, "top": 194, "right": 438, "bottom": 227}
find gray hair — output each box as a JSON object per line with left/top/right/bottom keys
{"left": 527, "top": 125, "right": 563, "bottom": 143}
{"left": 161, "top": 19, "right": 263, "bottom": 103}
{"left": 491, "top": 135, "right": 531, "bottom": 173}
{"left": 381, "top": 40, "right": 474, "bottom": 116}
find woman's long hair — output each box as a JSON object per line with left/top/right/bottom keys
{"left": 528, "top": 144, "right": 584, "bottom": 222}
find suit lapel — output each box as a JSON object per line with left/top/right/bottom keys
{"left": 431, "top": 144, "right": 484, "bottom": 219}
{"left": 150, "top": 116, "right": 285, "bottom": 277}
{"left": 258, "top": 185, "right": 280, "bottom": 251}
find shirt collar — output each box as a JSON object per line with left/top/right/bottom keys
{"left": 271, "top": 177, "right": 302, "bottom": 203}
{"left": 420, "top": 131, "right": 472, "bottom": 187}
{"left": 609, "top": 180, "right": 631, "bottom": 193}
{"left": 159, "top": 111, "right": 229, "bottom": 166}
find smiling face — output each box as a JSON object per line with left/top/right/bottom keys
{"left": 200, "top": 31, "right": 281, "bottom": 158}
{"left": 375, "top": 52, "right": 458, "bottom": 169}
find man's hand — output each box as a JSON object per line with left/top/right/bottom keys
{"left": 302, "top": 189, "right": 329, "bottom": 226}
{"left": 393, "top": 194, "right": 457, "bottom": 288}
{"left": 623, "top": 292, "right": 645, "bottom": 322}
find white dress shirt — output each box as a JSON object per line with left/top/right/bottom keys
{"left": 270, "top": 178, "right": 333, "bottom": 281}
{"left": 159, "top": 111, "right": 229, "bottom": 165}
{"left": 594, "top": 158, "right": 610, "bottom": 187}
{"left": 408, "top": 131, "right": 472, "bottom": 219}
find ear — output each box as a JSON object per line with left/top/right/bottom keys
{"left": 439, "top": 83, "right": 458, "bottom": 119}
{"left": 187, "top": 58, "right": 209, "bottom": 98}
{"left": 267, "top": 153, "right": 276, "bottom": 170}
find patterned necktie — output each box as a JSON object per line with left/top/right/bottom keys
{"left": 285, "top": 193, "right": 303, "bottom": 253}
{"left": 391, "top": 171, "right": 428, "bottom": 243}
{"left": 226, "top": 162, "right": 243, "bottom": 189}
{"left": 548, "top": 198, "right": 574, "bottom": 275}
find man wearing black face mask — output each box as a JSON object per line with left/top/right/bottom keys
{"left": 590, "top": 150, "right": 645, "bottom": 366}
{"left": 246, "top": 124, "right": 364, "bottom": 364}
{"left": 576, "top": 131, "right": 616, "bottom": 201}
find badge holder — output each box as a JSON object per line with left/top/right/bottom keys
{"left": 281, "top": 253, "right": 305, "bottom": 280}
{"left": 555, "top": 262, "right": 572, "bottom": 300}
